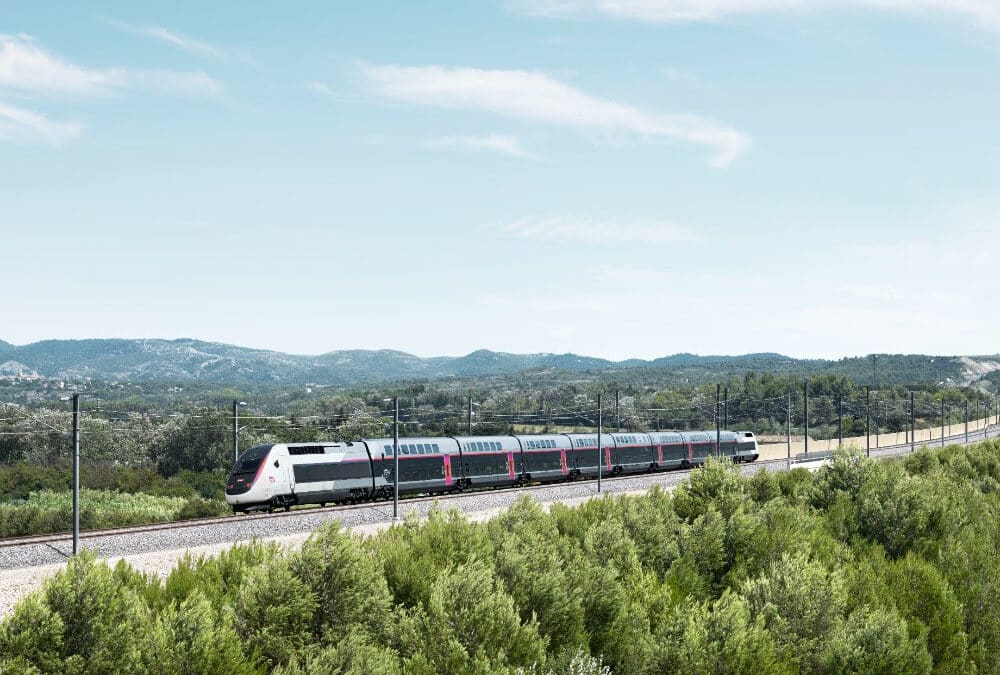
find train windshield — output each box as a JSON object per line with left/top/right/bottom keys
{"left": 233, "top": 444, "right": 273, "bottom": 475}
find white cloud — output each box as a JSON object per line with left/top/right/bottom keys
{"left": 0, "top": 34, "right": 124, "bottom": 96}
{"left": 497, "top": 215, "right": 698, "bottom": 244}
{"left": 423, "top": 134, "right": 541, "bottom": 160}
{"left": 0, "top": 34, "right": 221, "bottom": 98}
{"left": 305, "top": 81, "right": 336, "bottom": 96}
{"left": 0, "top": 34, "right": 221, "bottom": 144}
{"left": 0, "top": 102, "right": 83, "bottom": 144}
{"left": 103, "top": 19, "right": 244, "bottom": 62}
{"left": 360, "top": 63, "right": 749, "bottom": 167}
{"left": 513, "top": 0, "right": 1000, "bottom": 30}
{"left": 128, "top": 70, "right": 222, "bottom": 97}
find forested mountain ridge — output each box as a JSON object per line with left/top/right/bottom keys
{"left": 0, "top": 338, "right": 998, "bottom": 389}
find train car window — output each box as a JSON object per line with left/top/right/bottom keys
{"left": 494, "top": 442, "right": 501, "bottom": 450}
{"left": 433, "top": 443, "right": 440, "bottom": 453}
{"left": 288, "top": 445, "right": 326, "bottom": 456}
{"left": 528, "top": 441, "right": 534, "bottom": 449}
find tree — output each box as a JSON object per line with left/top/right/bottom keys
{"left": 824, "top": 606, "right": 932, "bottom": 674}
{"left": 152, "top": 409, "right": 231, "bottom": 476}
{"left": 289, "top": 521, "right": 393, "bottom": 644}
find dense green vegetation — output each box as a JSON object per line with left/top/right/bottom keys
{"left": 4, "top": 441, "right": 1000, "bottom": 673}
{"left": 0, "top": 489, "right": 229, "bottom": 538}
{"left": 0, "top": 461, "right": 228, "bottom": 537}
{"left": 1, "top": 369, "right": 994, "bottom": 537}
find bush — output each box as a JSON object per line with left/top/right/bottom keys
{"left": 5, "top": 441, "right": 1000, "bottom": 673}
{"left": 175, "top": 497, "right": 230, "bottom": 520}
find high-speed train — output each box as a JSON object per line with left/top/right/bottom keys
{"left": 225, "top": 430, "right": 759, "bottom": 513}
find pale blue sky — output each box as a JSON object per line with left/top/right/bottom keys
{"left": 2, "top": 1, "right": 998, "bottom": 360}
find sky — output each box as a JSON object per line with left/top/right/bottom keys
{"left": 1, "top": 1, "right": 999, "bottom": 361}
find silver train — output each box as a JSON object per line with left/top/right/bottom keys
{"left": 225, "top": 430, "right": 759, "bottom": 512}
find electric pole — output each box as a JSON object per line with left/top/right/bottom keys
{"left": 786, "top": 390, "right": 791, "bottom": 468}
{"left": 910, "top": 391, "right": 915, "bottom": 453}
{"left": 941, "top": 399, "right": 946, "bottom": 448}
{"left": 716, "top": 385, "right": 721, "bottom": 457}
{"left": 724, "top": 387, "right": 729, "bottom": 429}
{"left": 232, "top": 400, "right": 247, "bottom": 465}
{"left": 393, "top": 397, "right": 399, "bottom": 520}
{"left": 838, "top": 393, "right": 843, "bottom": 447}
{"left": 865, "top": 386, "right": 871, "bottom": 458}
{"left": 875, "top": 398, "right": 880, "bottom": 450}
{"left": 803, "top": 380, "right": 809, "bottom": 455}
{"left": 72, "top": 393, "right": 81, "bottom": 556}
{"left": 615, "top": 390, "right": 620, "bottom": 432}
{"left": 467, "top": 395, "right": 473, "bottom": 435}
{"left": 597, "top": 394, "right": 603, "bottom": 493}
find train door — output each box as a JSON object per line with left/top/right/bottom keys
{"left": 443, "top": 454, "right": 453, "bottom": 487}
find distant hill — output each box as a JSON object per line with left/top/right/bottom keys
{"left": 0, "top": 338, "right": 997, "bottom": 389}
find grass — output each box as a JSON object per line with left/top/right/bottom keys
{"left": 0, "top": 489, "right": 228, "bottom": 537}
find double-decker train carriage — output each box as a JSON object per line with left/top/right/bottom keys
{"left": 366, "top": 436, "right": 459, "bottom": 498}
{"left": 517, "top": 434, "right": 571, "bottom": 482}
{"left": 225, "top": 430, "right": 760, "bottom": 512}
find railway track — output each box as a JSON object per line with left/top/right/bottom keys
{"left": 0, "top": 461, "right": 773, "bottom": 551}
{"left": 1, "top": 423, "right": 996, "bottom": 559}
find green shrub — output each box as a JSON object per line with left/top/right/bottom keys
{"left": 4, "top": 441, "right": 1000, "bottom": 673}
{"left": 175, "top": 497, "right": 229, "bottom": 520}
